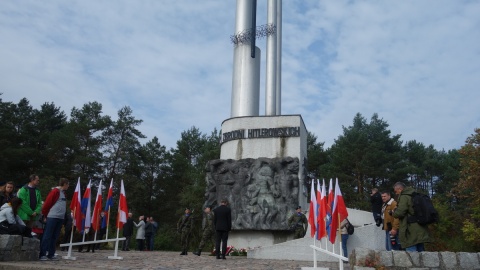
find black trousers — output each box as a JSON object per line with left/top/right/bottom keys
{"left": 215, "top": 230, "right": 229, "bottom": 257}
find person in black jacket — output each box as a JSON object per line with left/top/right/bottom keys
{"left": 122, "top": 212, "right": 134, "bottom": 251}
{"left": 370, "top": 188, "right": 383, "bottom": 226}
{"left": 213, "top": 199, "right": 232, "bottom": 260}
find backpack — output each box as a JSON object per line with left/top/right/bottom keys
{"left": 346, "top": 219, "right": 354, "bottom": 235}
{"left": 407, "top": 192, "right": 439, "bottom": 225}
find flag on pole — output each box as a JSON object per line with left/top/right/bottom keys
{"left": 326, "top": 178, "right": 334, "bottom": 236}
{"left": 317, "top": 179, "right": 327, "bottom": 240}
{"left": 102, "top": 179, "right": 113, "bottom": 229}
{"left": 117, "top": 180, "right": 128, "bottom": 229}
{"left": 70, "top": 177, "right": 82, "bottom": 232}
{"left": 91, "top": 180, "right": 103, "bottom": 231}
{"left": 329, "top": 178, "right": 349, "bottom": 244}
{"left": 315, "top": 179, "right": 321, "bottom": 240}
{"left": 308, "top": 179, "right": 317, "bottom": 237}
{"left": 81, "top": 180, "right": 92, "bottom": 232}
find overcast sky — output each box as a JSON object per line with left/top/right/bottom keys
{"left": 1, "top": 1, "right": 479, "bottom": 151}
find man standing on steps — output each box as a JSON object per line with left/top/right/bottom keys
{"left": 193, "top": 205, "right": 214, "bottom": 256}
{"left": 370, "top": 188, "right": 383, "bottom": 226}
{"left": 213, "top": 199, "right": 231, "bottom": 260}
{"left": 392, "top": 182, "right": 432, "bottom": 252}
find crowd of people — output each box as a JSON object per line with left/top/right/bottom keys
{"left": 0, "top": 175, "right": 234, "bottom": 261}
{"left": 0, "top": 175, "right": 431, "bottom": 261}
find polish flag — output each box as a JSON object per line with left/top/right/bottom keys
{"left": 91, "top": 180, "right": 103, "bottom": 231}
{"left": 117, "top": 180, "right": 128, "bottom": 229}
{"left": 308, "top": 179, "right": 317, "bottom": 237}
{"left": 70, "top": 177, "right": 82, "bottom": 232}
{"left": 317, "top": 179, "right": 327, "bottom": 240}
{"left": 102, "top": 179, "right": 113, "bottom": 229}
{"left": 81, "top": 180, "right": 92, "bottom": 232}
{"left": 329, "top": 178, "right": 349, "bottom": 244}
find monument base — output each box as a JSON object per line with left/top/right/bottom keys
{"left": 228, "top": 230, "right": 295, "bottom": 250}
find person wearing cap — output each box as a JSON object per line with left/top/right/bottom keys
{"left": 177, "top": 207, "right": 194, "bottom": 255}
{"left": 288, "top": 206, "right": 308, "bottom": 239}
{"left": 193, "top": 205, "right": 214, "bottom": 256}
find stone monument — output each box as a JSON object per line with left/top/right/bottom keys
{"left": 205, "top": 0, "right": 308, "bottom": 248}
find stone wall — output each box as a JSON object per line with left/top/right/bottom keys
{"left": 0, "top": 235, "right": 39, "bottom": 261}
{"left": 350, "top": 248, "right": 480, "bottom": 270}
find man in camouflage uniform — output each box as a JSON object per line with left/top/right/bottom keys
{"left": 177, "top": 207, "right": 194, "bottom": 255}
{"left": 288, "top": 206, "right": 308, "bottom": 239}
{"left": 193, "top": 206, "right": 214, "bottom": 256}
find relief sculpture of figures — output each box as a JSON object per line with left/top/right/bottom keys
{"left": 204, "top": 157, "right": 301, "bottom": 230}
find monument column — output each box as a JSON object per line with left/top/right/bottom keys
{"left": 231, "top": 0, "right": 261, "bottom": 117}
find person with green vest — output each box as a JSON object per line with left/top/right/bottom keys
{"left": 17, "top": 174, "right": 42, "bottom": 228}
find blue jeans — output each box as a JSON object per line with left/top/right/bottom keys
{"left": 149, "top": 235, "right": 155, "bottom": 251}
{"left": 405, "top": 243, "right": 424, "bottom": 252}
{"left": 385, "top": 231, "right": 400, "bottom": 251}
{"left": 39, "top": 217, "right": 64, "bottom": 258}
{"left": 341, "top": 234, "right": 349, "bottom": 257}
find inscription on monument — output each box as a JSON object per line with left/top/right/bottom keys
{"left": 222, "top": 126, "right": 300, "bottom": 143}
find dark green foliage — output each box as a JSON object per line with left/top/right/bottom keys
{"left": 1, "top": 96, "right": 475, "bottom": 252}
{"left": 318, "top": 113, "right": 403, "bottom": 209}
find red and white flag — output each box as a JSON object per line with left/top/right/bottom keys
{"left": 91, "top": 180, "right": 103, "bottom": 231}
{"left": 70, "top": 177, "right": 82, "bottom": 232}
{"left": 327, "top": 178, "right": 334, "bottom": 215}
{"left": 317, "top": 179, "right": 327, "bottom": 240}
{"left": 329, "top": 178, "right": 349, "bottom": 244}
{"left": 117, "top": 180, "right": 128, "bottom": 229}
{"left": 308, "top": 179, "right": 317, "bottom": 237}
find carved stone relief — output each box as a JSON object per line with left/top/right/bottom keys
{"left": 205, "top": 157, "right": 302, "bottom": 230}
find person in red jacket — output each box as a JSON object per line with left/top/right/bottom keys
{"left": 39, "top": 178, "right": 69, "bottom": 261}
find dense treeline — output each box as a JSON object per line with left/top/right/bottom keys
{"left": 0, "top": 96, "right": 478, "bottom": 252}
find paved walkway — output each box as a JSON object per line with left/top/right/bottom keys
{"left": 0, "top": 250, "right": 348, "bottom": 270}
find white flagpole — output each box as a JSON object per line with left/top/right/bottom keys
{"left": 107, "top": 227, "right": 123, "bottom": 260}
{"left": 108, "top": 193, "right": 123, "bottom": 260}
{"left": 63, "top": 209, "right": 77, "bottom": 260}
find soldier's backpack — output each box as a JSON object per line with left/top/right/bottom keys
{"left": 346, "top": 219, "right": 354, "bottom": 235}
{"left": 407, "top": 192, "right": 439, "bottom": 225}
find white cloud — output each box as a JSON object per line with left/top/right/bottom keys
{"left": 1, "top": 0, "right": 479, "bottom": 150}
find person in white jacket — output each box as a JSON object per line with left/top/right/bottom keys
{"left": 0, "top": 197, "right": 31, "bottom": 237}
{"left": 134, "top": 215, "right": 146, "bottom": 251}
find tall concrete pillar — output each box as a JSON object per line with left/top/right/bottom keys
{"left": 265, "top": 0, "right": 277, "bottom": 116}
{"left": 276, "top": 0, "right": 282, "bottom": 115}
{"left": 231, "top": 0, "right": 260, "bottom": 117}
